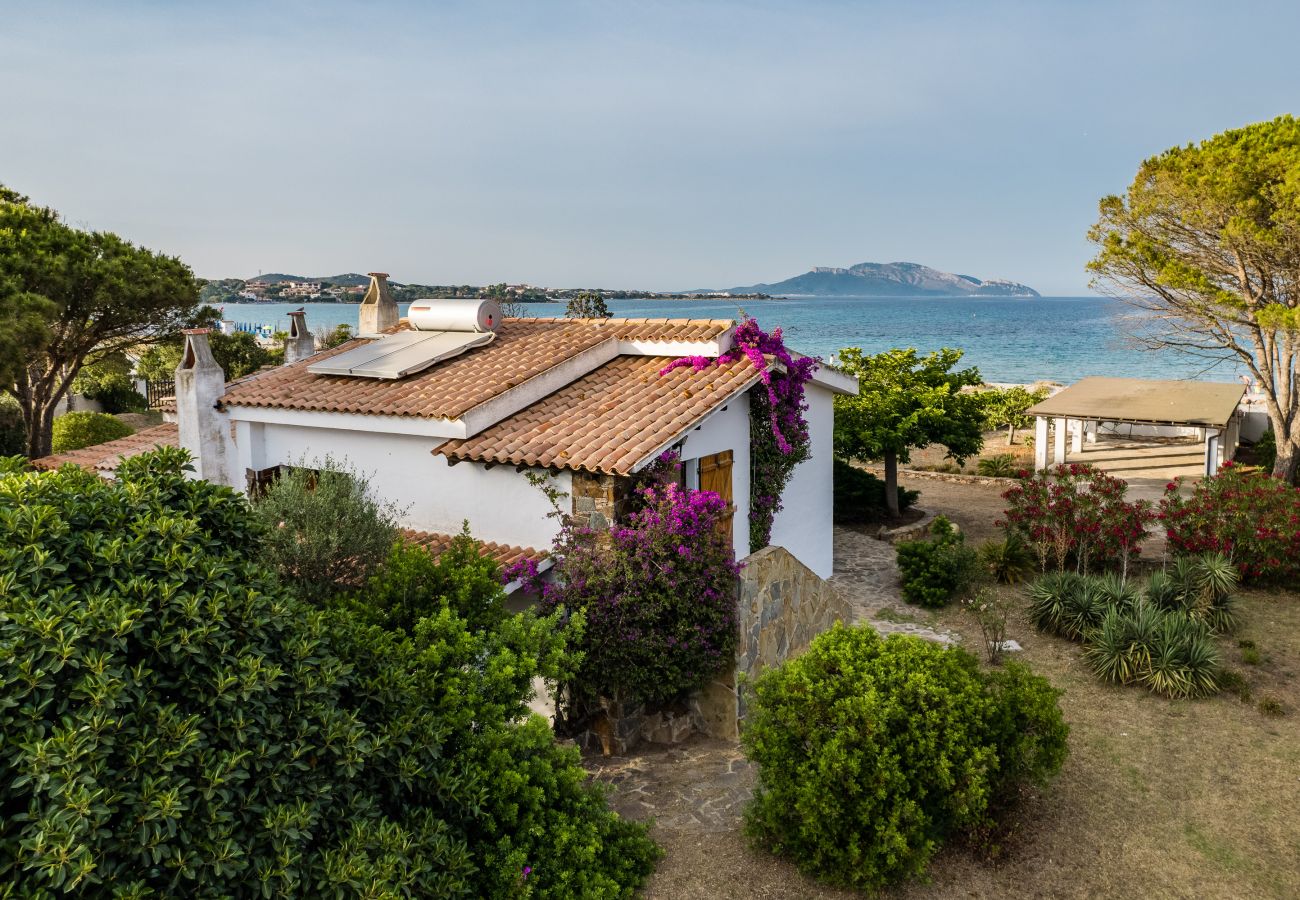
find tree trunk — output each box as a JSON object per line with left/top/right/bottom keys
{"left": 1007, "top": 423, "right": 1016, "bottom": 446}
{"left": 1275, "top": 433, "right": 1299, "bottom": 484}
{"left": 24, "top": 400, "right": 56, "bottom": 459}
{"left": 884, "top": 450, "right": 900, "bottom": 519}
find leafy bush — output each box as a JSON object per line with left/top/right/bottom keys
{"left": 976, "top": 452, "right": 1022, "bottom": 477}
{"left": 0, "top": 448, "right": 658, "bottom": 897}
{"left": 832, "top": 457, "right": 918, "bottom": 523}
{"left": 252, "top": 457, "right": 403, "bottom": 598}
{"left": 1252, "top": 428, "right": 1277, "bottom": 473}
{"left": 342, "top": 525, "right": 507, "bottom": 633}
{"left": 1161, "top": 463, "right": 1300, "bottom": 583}
{"left": 1001, "top": 463, "right": 1154, "bottom": 576}
{"left": 978, "top": 533, "right": 1036, "bottom": 584}
{"left": 896, "top": 515, "right": 977, "bottom": 607}
{"left": 978, "top": 384, "right": 1050, "bottom": 443}
{"left": 49, "top": 410, "right": 134, "bottom": 453}
{"left": 0, "top": 394, "right": 24, "bottom": 457}
{"left": 1085, "top": 604, "right": 1221, "bottom": 699}
{"left": 742, "top": 625, "right": 1068, "bottom": 891}
{"left": 511, "top": 481, "right": 740, "bottom": 709}
{"left": 71, "top": 354, "right": 146, "bottom": 413}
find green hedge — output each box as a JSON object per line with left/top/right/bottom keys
{"left": 832, "top": 457, "right": 918, "bottom": 523}
{"left": 0, "top": 448, "right": 657, "bottom": 897}
{"left": 50, "top": 410, "right": 134, "bottom": 453}
{"left": 743, "top": 625, "right": 1068, "bottom": 891}
{"left": 0, "top": 395, "right": 24, "bottom": 456}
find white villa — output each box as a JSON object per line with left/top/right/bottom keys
{"left": 37, "top": 273, "right": 856, "bottom": 582}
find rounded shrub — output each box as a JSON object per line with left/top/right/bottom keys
{"left": 742, "top": 625, "right": 1068, "bottom": 892}
{"left": 49, "top": 410, "right": 134, "bottom": 453}
{"left": 0, "top": 449, "right": 657, "bottom": 897}
{"left": 896, "top": 515, "right": 978, "bottom": 607}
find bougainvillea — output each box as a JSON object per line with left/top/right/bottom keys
{"left": 660, "top": 317, "right": 818, "bottom": 551}
{"left": 506, "top": 481, "right": 741, "bottom": 711}
{"left": 1160, "top": 462, "right": 1300, "bottom": 583}
{"left": 1000, "top": 463, "right": 1154, "bottom": 577}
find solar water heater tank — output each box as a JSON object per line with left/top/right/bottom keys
{"left": 407, "top": 298, "right": 502, "bottom": 333}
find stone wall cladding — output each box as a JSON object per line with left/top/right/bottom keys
{"left": 570, "top": 471, "right": 637, "bottom": 531}
{"left": 697, "top": 545, "right": 851, "bottom": 738}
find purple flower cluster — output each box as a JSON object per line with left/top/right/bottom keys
{"left": 519, "top": 479, "right": 742, "bottom": 707}
{"left": 660, "top": 317, "right": 817, "bottom": 550}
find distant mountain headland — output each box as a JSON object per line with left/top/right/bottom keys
{"left": 727, "top": 261, "right": 1040, "bottom": 298}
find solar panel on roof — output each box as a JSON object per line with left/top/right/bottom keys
{"left": 308, "top": 331, "right": 496, "bottom": 379}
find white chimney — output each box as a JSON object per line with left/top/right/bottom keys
{"left": 175, "top": 329, "right": 228, "bottom": 483}
{"left": 359, "top": 271, "right": 398, "bottom": 336}
{"left": 283, "top": 308, "right": 316, "bottom": 364}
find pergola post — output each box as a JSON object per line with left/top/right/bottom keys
{"left": 1203, "top": 428, "right": 1221, "bottom": 477}
{"left": 1070, "top": 419, "right": 1084, "bottom": 455}
{"left": 1053, "top": 417, "right": 1068, "bottom": 465}
{"left": 1034, "top": 416, "right": 1049, "bottom": 470}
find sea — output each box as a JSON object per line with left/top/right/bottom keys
{"left": 217, "top": 296, "right": 1243, "bottom": 385}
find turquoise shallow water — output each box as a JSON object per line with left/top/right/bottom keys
{"left": 218, "top": 296, "right": 1241, "bottom": 384}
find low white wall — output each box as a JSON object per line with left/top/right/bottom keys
{"left": 768, "top": 382, "right": 835, "bottom": 579}
{"left": 245, "top": 420, "right": 570, "bottom": 551}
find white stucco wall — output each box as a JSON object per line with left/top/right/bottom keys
{"left": 239, "top": 419, "right": 570, "bottom": 551}
{"left": 767, "top": 382, "right": 835, "bottom": 579}
{"left": 675, "top": 392, "right": 752, "bottom": 564}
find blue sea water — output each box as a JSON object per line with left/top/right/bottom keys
{"left": 218, "top": 296, "right": 1242, "bottom": 385}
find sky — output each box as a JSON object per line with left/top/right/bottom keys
{"left": 2, "top": 1, "right": 1298, "bottom": 295}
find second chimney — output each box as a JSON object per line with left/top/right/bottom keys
{"left": 283, "top": 308, "right": 316, "bottom": 364}
{"left": 359, "top": 272, "right": 398, "bottom": 335}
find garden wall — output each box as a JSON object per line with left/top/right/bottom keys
{"left": 695, "top": 544, "right": 851, "bottom": 739}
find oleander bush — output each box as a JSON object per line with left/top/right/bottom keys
{"left": 252, "top": 456, "right": 403, "bottom": 599}
{"left": 832, "top": 457, "right": 919, "bottom": 523}
{"left": 1001, "top": 463, "right": 1154, "bottom": 576}
{"left": 1160, "top": 463, "right": 1300, "bottom": 583}
{"left": 49, "top": 410, "right": 133, "bottom": 453}
{"left": 742, "top": 625, "right": 1068, "bottom": 892}
{"left": 896, "top": 515, "right": 978, "bottom": 607}
{"left": 0, "top": 449, "right": 658, "bottom": 898}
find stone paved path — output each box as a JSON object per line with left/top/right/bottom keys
{"left": 829, "top": 525, "right": 962, "bottom": 645}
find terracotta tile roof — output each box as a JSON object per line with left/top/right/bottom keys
{"left": 400, "top": 528, "right": 545, "bottom": 571}
{"left": 31, "top": 423, "right": 179, "bottom": 473}
{"left": 437, "top": 354, "right": 760, "bottom": 475}
{"left": 220, "top": 317, "right": 733, "bottom": 420}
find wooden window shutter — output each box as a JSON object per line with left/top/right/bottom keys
{"left": 697, "top": 450, "right": 734, "bottom": 546}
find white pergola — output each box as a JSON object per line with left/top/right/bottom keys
{"left": 1025, "top": 377, "right": 1246, "bottom": 477}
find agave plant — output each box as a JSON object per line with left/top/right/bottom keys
{"left": 976, "top": 453, "right": 1020, "bottom": 478}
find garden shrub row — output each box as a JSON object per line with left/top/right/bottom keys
{"left": 742, "top": 624, "right": 1068, "bottom": 892}
{"left": 0, "top": 450, "right": 658, "bottom": 897}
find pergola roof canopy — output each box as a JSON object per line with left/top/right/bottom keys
{"left": 1025, "top": 377, "right": 1245, "bottom": 429}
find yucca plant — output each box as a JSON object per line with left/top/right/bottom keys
{"left": 1085, "top": 606, "right": 1152, "bottom": 686}
{"left": 1143, "top": 613, "right": 1221, "bottom": 699}
{"left": 1093, "top": 572, "right": 1140, "bottom": 611}
{"left": 1028, "top": 572, "right": 1085, "bottom": 638}
{"left": 1148, "top": 554, "right": 1239, "bottom": 633}
{"left": 976, "top": 453, "right": 1020, "bottom": 478}
{"left": 978, "top": 533, "right": 1036, "bottom": 585}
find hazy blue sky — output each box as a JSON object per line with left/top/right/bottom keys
{"left": 3, "top": 1, "right": 1297, "bottom": 293}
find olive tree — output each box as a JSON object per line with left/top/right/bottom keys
{"left": 0, "top": 186, "right": 199, "bottom": 456}
{"left": 833, "top": 347, "right": 985, "bottom": 517}
{"left": 1089, "top": 115, "right": 1300, "bottom": 481}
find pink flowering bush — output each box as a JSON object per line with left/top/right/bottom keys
{"left": 506, "top": 482, "right": 741, "bottom": 709}
{"left": 661, "top": 317, "right": 818, "bottom": 552}
{"left": 1161, "top": 463, "right": 1300, "bottom": 584}
{"left": 1000, "top": 463, "right": 1154, "bottom": 577}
